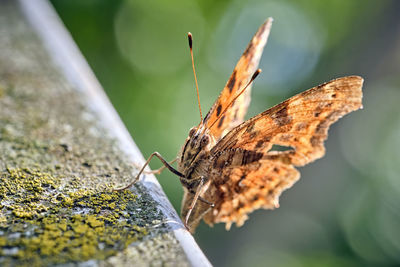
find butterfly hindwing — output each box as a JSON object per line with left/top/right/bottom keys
{"left": 203, "top": 18, "right": 273, "bottom": 141}
{"left": 204, "top": 156, "right": 300, "bottom": 229}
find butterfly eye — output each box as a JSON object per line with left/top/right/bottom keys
{"left": 201, "top": 135, "right": 210, "bottom": 147}
{"left": 188, "top": 127, "right": 196, "bottom": 137}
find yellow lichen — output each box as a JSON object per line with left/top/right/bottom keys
{"left": 86, "top": 215, "right": 104, "bottom": 228}
{"left": 0, "top": 168, "right": 148, "bottom": 265}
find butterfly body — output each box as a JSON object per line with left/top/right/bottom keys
{"left": 118, "top": 18, "right": 363, "bottom": 233}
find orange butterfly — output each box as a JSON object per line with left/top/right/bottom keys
{"left": 117, "top": 18, "right": 363, "bottom": 233}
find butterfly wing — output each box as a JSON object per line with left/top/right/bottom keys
{"left": 205, "top": 76, "right": 363, "bottom": 227}
{"left": 203, "top": 18, "right": 273, "bottom": 141}
{"left": 212, "top": 76, "right": 363, "bottom": 166}
{"left": 203, "top": 157, "right": 300, "bottom": 229}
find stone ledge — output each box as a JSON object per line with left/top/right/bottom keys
{"left": 0, "top": 0, "right": 210, "bottom": 266}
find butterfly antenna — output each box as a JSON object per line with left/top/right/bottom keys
{"left": 209, "top": 69, "right": 262, "bottom": 129}
{"left": 188, "top": 32, "right": 203, "bottom": 121}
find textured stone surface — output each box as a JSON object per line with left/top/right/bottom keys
{"left": 0, "top": 1, "right": 189, "bottom": 266}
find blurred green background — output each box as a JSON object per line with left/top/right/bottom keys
{"left": 50, "top": 0, "right": 400, "bottom": 266}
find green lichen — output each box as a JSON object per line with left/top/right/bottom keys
{"left": 0, "top": 168, "right": 151, "bottom": 266}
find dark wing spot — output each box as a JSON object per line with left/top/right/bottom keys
{"left": 295, "top": 122, "right": 307, "bottom": 131}
{"left": 314, "top": 105, "right": 323, "bottom": 117}
{"left": 310, "top": 136, "right": 319, "bottom": 147}
{"left": 255, "top": 140, "right": 264, "bottom": 149}
{"left": 238, "top": 173, "right": 246, "bottom": 184}
{"left": 314, "top": 103, "right": 331, "bottom": 118}
{"left": 264, "top": 152, "right": 293, "bottom": 164}
{"left": 331, "top": 93, "right": 337, "bottom": 98}
{"left": 241, "top": 150, "right": 263, "bottom": 165}
{"left": 234, "top": 175, "right": 246, "bottom": 193}
{"left": 315, "top": 121, "right": 328, "bottom": 135}
{"left": 245, "top": 122, "right": 255, "bottom": 133}
{"left": 263, "top": 136, "right": 272, "bottom": 143}
{"left": 225, "top": 150, "right": 236, "bottom": 166}
{"left": 249, "top": 130, "right": 259, "bottom": 139}
{"left": 227, "top": 71, "right": 237, "bottom": 93}
{"left": 276, "top": 104, "right": 288, "bottom": 116}
{"left": 217, "top": 115, "right": 225, "bottom": 128}
{"left": 316, "top": 83, "right": 326, "bottom": 90}
{"left": 216, "top": 104, "right": 222, "bottom": 117}
{"left": 271, "top": 103, "right": 292, "bottom": 126}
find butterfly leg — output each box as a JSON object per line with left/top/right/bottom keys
{"left": 134, "top": 158, "right": 178, "bottom": 175}
{"left": 184, "top": 176, "right": 206, "bottom": 231}
{"left": 189, "top": 190, "right": 214, "bottom": 207}
{"left": 114, "top": 152, "right": 184, "bottom": 191}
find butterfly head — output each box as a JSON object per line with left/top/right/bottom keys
{"left": 178, "top": 124, "right": 215, "bottom": 170}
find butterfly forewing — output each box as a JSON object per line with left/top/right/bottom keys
{"left": 212, "top": 76, "right": 364, "bottom": 166}
{"left": 203, "top": 18, "right": 273, "bottom": 141}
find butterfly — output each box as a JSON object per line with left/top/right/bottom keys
{"left": 117, "top": 18, "right": 363, "bottom": 233}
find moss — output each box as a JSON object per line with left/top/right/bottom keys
{"left": 0, "top": 168, "right": 150, "bottom": 265}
